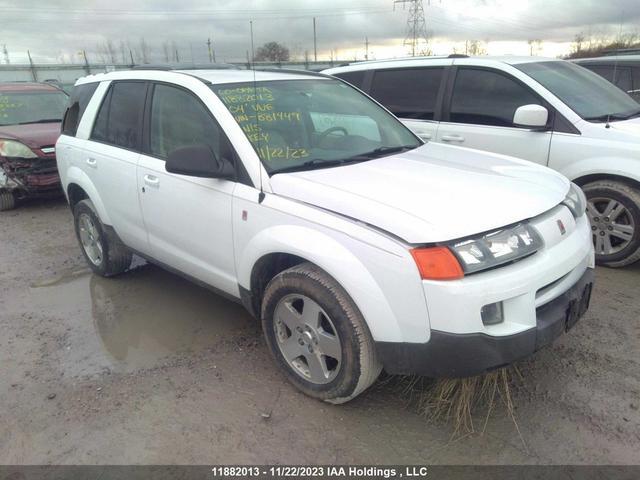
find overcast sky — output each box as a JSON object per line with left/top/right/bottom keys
{"left": 1, "top": 0, "right": 639, "bottom": 64}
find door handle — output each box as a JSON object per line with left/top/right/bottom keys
{"left": 144, "top": 174, "right": 160, "bottom": 188}
{"left": 86, "top": 158, "right": 97, "bottom": 168}
{"left": 441, "top": 134, "right": 465, "bottom": 143}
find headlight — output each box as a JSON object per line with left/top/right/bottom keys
{"left": 449, "top": 223, "right": 543, "bottom": 275}
{"left": 0, "top": 139, "right": 37, "bottom": 159}
{"left": 562, "top": 182, "right": 586, "bottom": 218}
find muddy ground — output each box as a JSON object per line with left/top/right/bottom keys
{"left": 1, "top": 199, "right": 639, "bottom": 465}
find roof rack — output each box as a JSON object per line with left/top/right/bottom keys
{"left": 131, "top": 63, "right": 240, "bottom": 71}
{"left": 448, "top": 54, "right": 469, "bottom": 58}
{"left": 252, "top": 67, "right": 330, "bottom": 78}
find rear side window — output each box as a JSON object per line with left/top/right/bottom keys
{"left": 334, "top": 70, "right": 366, "bottom": 89}
{"left": 370, "top": 67, "right": 443, "bottom": 120}
{"left": 450, "top": 68, "right": 541, "bottom": 127}
{"left": 149, "top": 84, "right": 227, "bottom": 161}
{"left": 91, "top": 81, "right": 147, "bottom": 150}
{"left": 61, "top": 82, "right": 99, "bottom": 136}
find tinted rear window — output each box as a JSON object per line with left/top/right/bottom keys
{"left": 61, "top": 82, "right": 99, "bottom": 136}
{"left": 91, "top": 81, "right": 147, "bottom": 150}
{"left": 370, "top": 67, "right": 444, "bottom": 120}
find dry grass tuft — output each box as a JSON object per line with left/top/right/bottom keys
{"left": 383, "top": 365, "right": 527, "bottom": 449}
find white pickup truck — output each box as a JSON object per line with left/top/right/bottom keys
{"left": 56, "top": 68, "right": 594, "bottom": 403}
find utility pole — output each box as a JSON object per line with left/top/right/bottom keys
{"left": 365, "top": 37, "right": 369, "bottom": 60}
{"left": 82, "top": 49, "right": 90, "bottom": 74}
{"left": 313, "top": 17, "right": 317, "bottom": 62}
{"left": 129, "top": 49, "right": 134, "bottom": 66}
{"left": 394, "top": 0, "right": 430, "bottom": 56}
{"left": 249, "top": 20, "right": 255, "bottom": 66}
{"left": 207, "top": 37, "right": 213, "bottom": 63}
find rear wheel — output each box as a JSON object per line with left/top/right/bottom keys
{"left": 583, "top": 180, "right": 640, "bottom": 267}
{"left": 73, "top": 199, "right": 132, "bottom": 276}
{"left": 261, "top": 262, "right": 381, "bottom": 404}
{"left": 0, "top": 189, "right": 16, "bottom": 211}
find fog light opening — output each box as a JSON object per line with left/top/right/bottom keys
{"left": 481, "top": 302, "right": 504, "bottom": 326}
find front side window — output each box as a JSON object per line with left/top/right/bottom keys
{"left": 517, "top": 61, "right": 640, "bottom": 121}
{"left": 0, "top": 89, "right": 68, "bottom": 126}
{"left": 449, "top": 68, "right": 542, "bottom": 127}
{"left": 149, "top": 84, "right": 228, "bottom": 161}
{"left": 91, "top": 81, "right": 146, "bottom": 149}
{"left": 370, "top": 67, "right": 444, "bottom": 120}
{"left": 211, "top": 79, "right": 420, "bottom": 174}
{"left": 62, "top": 82, "right": 99, "bottom": 136}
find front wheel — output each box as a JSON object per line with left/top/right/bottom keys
{"left": 583, "top": 180, "right": 640, "bottom": 267}
{"left": 0, "top": 189, "right": 16, "bottom": 211}
{"left": 261, "top": 263, "right": 382, "bottom": 404}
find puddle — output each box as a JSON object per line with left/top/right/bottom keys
{"left": 20, "top": 264, "right": 255, "bottom": 376}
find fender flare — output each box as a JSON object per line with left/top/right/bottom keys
{"left": 65, "top": 165, "right": 113, "bottom": 225}
{"left": 557, "top": 157, "right": 640, "bottom": 186}
{"left": 237, "top": 225, "right": 404, "bottom": 343}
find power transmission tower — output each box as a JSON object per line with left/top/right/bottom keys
{"left": 394, "top": 0, "right": 431, "bottom": 56}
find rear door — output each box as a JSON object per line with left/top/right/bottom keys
{"left": 367, "top": 64, "right": 448, "bottom": 141}
{"left": 83, "top": 80, "right": 148, "bottom": 252}
{"left": 137, "top": 82, "right": 238, "bottom": 296}
{"left": 436, "top": 66, "right": 553, "bottom": 165}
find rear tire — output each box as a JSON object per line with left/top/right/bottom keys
{"left": 261, "top": 262, "right": 382, "bottom": 404}
{"left": 73, "top": 199, "right": 132, "bottom": 277}
{"left": 583, "top": 180, "right": 640, "bottom": 267}
{"left": 0, "top": 189, "right": 16, "bottom": 211}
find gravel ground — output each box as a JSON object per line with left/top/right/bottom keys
{"left": 0, "top": 199, "right": 639, "bottom": 464}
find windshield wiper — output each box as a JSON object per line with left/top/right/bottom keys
{"left": 348, "top": 144, "right": 418, "bottom": 159}
{"left": 271, "top": 144, "right": 419, "bottom": 175}
{"left": 585, "top": 109, "right": 640, "bottom": 122}
{"left": 15, "top": 119, "right": 61, "bottom": 125}
{"left": 272, "top": 157, "right": 366, "bottom": 174}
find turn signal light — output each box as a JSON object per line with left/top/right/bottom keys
{"left": 410, "top": 247, "right": 464, "bottom": 281}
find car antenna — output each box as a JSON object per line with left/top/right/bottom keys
{"left": 250, "top": 19, "right": 266, "bottom": 203}
{"left": 607, "top": 14, "right": 625, "bottom": 129}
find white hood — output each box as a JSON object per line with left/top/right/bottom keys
{"left": 609, "top": 117, "right": 640, "bottom": 137}
{"left": 270, "top": 143, "right": 569, "bottom": 243}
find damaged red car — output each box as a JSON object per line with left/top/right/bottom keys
{"left": 0, "top": 82, "right": 68, "bottom": 210}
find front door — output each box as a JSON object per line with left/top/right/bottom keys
{"left": 137, "top": 83, "right": 238, "bottom": 296}
{"left": 436, "top": 67, "right": 552, "bottom": 165}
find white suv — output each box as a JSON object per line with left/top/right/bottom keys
{"left": 56, "top": 68, "right": 594, "bottom": 403}
{"left": 325, "top": 56, "right": 640, "bottom": 267}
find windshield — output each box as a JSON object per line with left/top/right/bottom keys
{"left": 211, "top": 78, "right": 421, "bottom": 174}
{"left": 0, "top": 90, "right": 68, "bottom": 126}
{"left": 516, "top": 61, "right": 639, "bottom": 122}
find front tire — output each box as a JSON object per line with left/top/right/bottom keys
{"left": 73, "top": 199, "right": 132, "bottom": 276}
{"left": 583, "top": 180, "right": 640, "bottom": 267}
{"left": 0, "top": 189, "right": 16, "bottom": 211}
{"left": 261, "top": 263, "right": 382, "bottom": 404}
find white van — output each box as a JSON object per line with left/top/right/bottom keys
{"left": 325, "top": 56, "right": 640, "bottom": 267}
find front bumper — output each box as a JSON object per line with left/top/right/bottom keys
{"left": 376, "top": 267, "right": 594, "bottom": 378}
{"left": 0, "top": 155, "right": 61, "bottom": 197}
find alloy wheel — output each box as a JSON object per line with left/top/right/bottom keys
{"left": 273, "top": 294, "right": 342, "bottom": 385}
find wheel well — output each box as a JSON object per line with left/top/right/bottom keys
{"left": 67, "top": 183, "right": 89, "bottom": 209}
{"left": 248, "top": 253, "right": 306, "bottom": 317}
{"left": 573, "top": 173, "right": 640, "bottom": 191}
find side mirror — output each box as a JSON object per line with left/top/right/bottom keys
{"left": 513, "top": 104, "right": 549, "bottom": 129}
{"left": 165, "top": 144, "right": 235, "bottom": 179}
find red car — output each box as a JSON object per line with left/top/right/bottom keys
{"left": 0, "top": 82, "right": 68, "bottom": 210}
